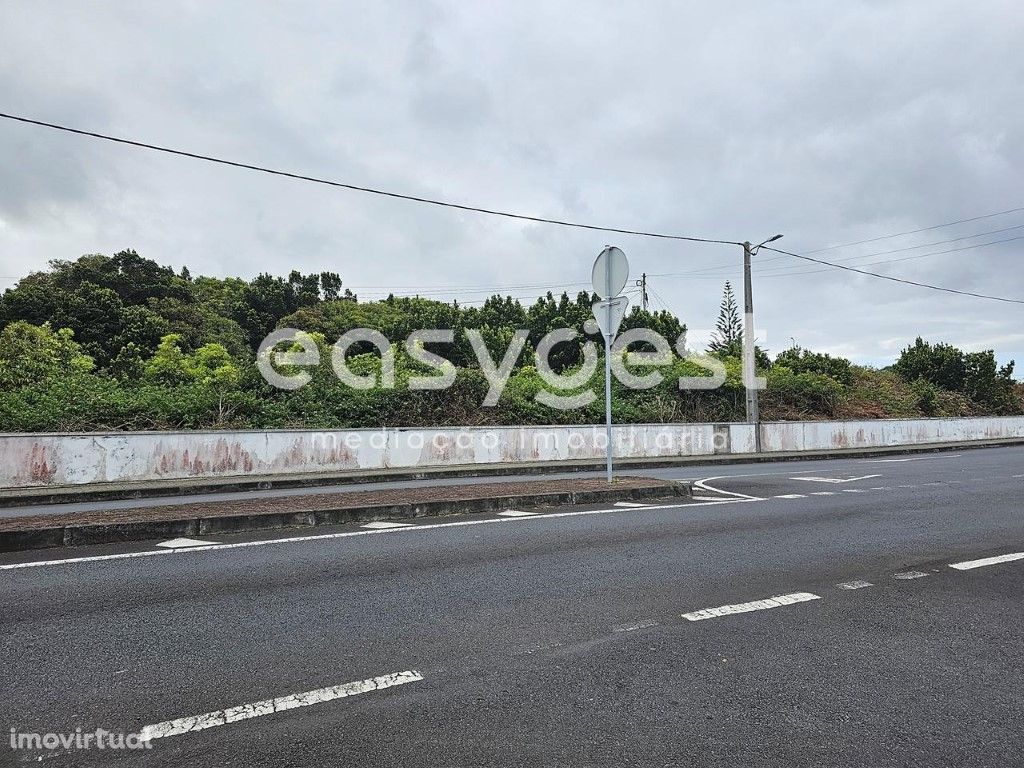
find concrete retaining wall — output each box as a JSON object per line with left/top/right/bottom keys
{"left": 1, "top": 417, "right": 1022, "bottom": 490}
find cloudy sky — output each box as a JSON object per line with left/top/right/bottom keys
{"left": 1, "top": 1, "right": 1022, "bottom": 368}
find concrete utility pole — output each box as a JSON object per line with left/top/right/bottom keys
{"left": 742, "top": 241, "right": 760, "bottom": 451}
{"left": 636, "top": 272, "right": 649, "bottom": 311}
{"left": 742, "top": 234, "right": 783, "bottom": 454}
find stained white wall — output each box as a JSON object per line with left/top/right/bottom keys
{"left": 1, "top": 417, "right": 1022, "bottom": 490}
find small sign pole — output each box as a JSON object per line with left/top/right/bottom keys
{"left": 591, "top": 246, "right": 630, "bottom": 484}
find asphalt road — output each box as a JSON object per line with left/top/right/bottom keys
{"left": 2, "top": 446, "right": 1022, "bottom": 766}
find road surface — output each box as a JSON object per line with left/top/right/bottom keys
{"left": 2, "top": 446, "right": 1022, "bottom": 766}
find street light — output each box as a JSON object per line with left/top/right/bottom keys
{"left": 742, "top": 233, "right": 783, "bottom": 452}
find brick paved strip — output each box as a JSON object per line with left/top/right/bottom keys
{"left": 0, "top": 477, "right": 691, "bottom": 552}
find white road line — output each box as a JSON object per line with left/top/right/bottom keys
{"left": 156, "top": 538, "right": 219, "bottom": 549}
{"left": 613, "top": 501, "right": 648, "bottom": 508}
{"left": 0, "top": 497, "right": 752, "bottom": 571}
{"left": 791, "top": 474, "right": 881, "bottom": 484}
{"left": 140, "top": 671, "right": 423, "bottom": 740}
{"left": 497, "top": 510, "right": 538, "bottom": 517}
{"left": 842, "top": 489, "right": 865, "bottom": 493}
{"left": 682, "top": 592, "right": 820, "bottom": 622}
{"left": 837, "top": 580, "right": 873, "bottom": 590}
{"left": 949, "top": 552, "right": 1024, "bottom": 570}
{"left": 774, "top": 494, "right": 807, "bottom": 499}
{"left": 893, "top": 570, "right": 929, "bottom": 580}
{"left": 693, "top": 477, "right": 763, "bottom": 501}
{"left": 866, "top": 455, "right": 960, "bottom": 463}
{"left": 612, "top": 619, "right": 659, "bottom": 633}
{"left": 810, "top": 491, "right": 836, "bottom": 496}
{"left": 361, "top": 521, "right": 413, "bottom": 530}
{"left": 690, "top": 495, "right": 731, "bottom": 502}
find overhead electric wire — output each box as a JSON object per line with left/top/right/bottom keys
{"left": 760, "top": 245, "right": 1024, "bottom": 305}
{"left": 3, "top": 111, "right": 1023, "bottom": 305}
{"left": 803, "top": 207, "right": 1024, "bottom": 254}
{"left": 648, "top": 222, "right": 1024, "bottom": 280}
{"left": 0, "top": 111, "right": 739, "bottom": 246}
{"left": 757, "top": 235, "right": 1024, "bottom": 279}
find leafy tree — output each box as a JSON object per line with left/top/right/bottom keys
{"left": 775, "top": 346, "right": 854, "bottom": 386}
{"left": 0, "top": 321, "right": 94, "bottom": 388}
{"left": 893, "top": 338, "right": 968, "bottom": 391}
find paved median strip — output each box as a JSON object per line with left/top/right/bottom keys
{"left": 682, "top": 592, "right": 821, "bottom": 622}
{"left": 140, "top": 670, "right": 424, "bottom": 740}
{"left": 949, "top": 552, "right": 1024, "bottom": 570}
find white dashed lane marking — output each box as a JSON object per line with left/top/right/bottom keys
{"left": 837, "top": 580, "right": 873, "bottom": 590}
{"left": 497, "top": 510, "right": 538, "bottom": 517}
{"left": 682, "top": 592, "right": 821, "bottom": 622}
{"left": 774, "top": 494, "right": 807, "bottom": 499}
{"left": 141, "top": 670, "right": 424, "bottom": 740}
{"left": 810, "top": 491, "right": 836, "bottom": 496}
{"left": 613, "top": 619, "right": 659, "bottom": 633}
{"left": 894, "top": 570, "right": 929, "bottom": 580}
{"left": 361, "top": 521, "right": 414, "bottom": 530}
{"left": 949, "top": 552, "right": 1024, "bottom": 570}
{"left": 614, "top": 501, "right": 649, "bottom": 508}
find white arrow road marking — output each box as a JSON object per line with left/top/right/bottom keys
{"left": 497, "top": 510, "right": 537, "bottom": 517}
{"left": 140, "top": 670, "right": 423, "bottom": 740}
{"left": 156, "top": 538, "right": 220, "bottom": 549}
{"left": 790, "top": 474, "right": 882, "bottom": 484}
{"left": 682, "top": 592, "right": 820, "bottom": 621}
{"left": 949, "top": 552, "right": 1024, "bottom": 570}
{"left": 360, "top": 521, "right": 413, "bottom": 530}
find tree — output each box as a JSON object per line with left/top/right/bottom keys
{"left": 0, "top": 321, "right": 94, "bottom": 388}
{"left": 775, "top": 346, "right": 854, "bottom": 386}
{"left": 708, "top": 281, "right": 743, "bottom": 357}
{"left": 894, "top": 338, "right": 1016, "bottom": 412}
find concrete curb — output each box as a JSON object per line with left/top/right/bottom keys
{"left": 0, "top": 480, "right": 692, "bottom": 553}
{"left": 1, "top": 437, "right": 1022, "bottom": 507}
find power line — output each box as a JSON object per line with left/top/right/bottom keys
{"left": 803, "top": 207, "right": 1024, "bottom": 254}
{"left": 760, "top": 245, "right": 1024, "bottom": 305}
{"left": 0, "top": 111, "right": 739, "bottom": 246}
{"left": 648, "top": 222, "right": 1024, "bottom": 279}
{"left": 757, "top": 235, "right": 1024, "bottom": 279}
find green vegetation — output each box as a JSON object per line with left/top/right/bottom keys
{"left": 0, "top": 251, "right": 1019, "bottom": 431}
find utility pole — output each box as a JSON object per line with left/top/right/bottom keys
{"left": 636, "top": 273, "right": 649, "bottom": 310}
{"left": 742, "top": 241, "right": 760, "bottom": 452}
{"left": 741, "top": 234, "right": 783, "bottom": 453}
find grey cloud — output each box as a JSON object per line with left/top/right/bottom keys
{"left": 0, "top": 0, "right": 1022, "bottom": 367}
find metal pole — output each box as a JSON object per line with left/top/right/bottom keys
{"left": 742, "top": 241, "right": 761, "bottom": 452}
{"left": 604, "top": 314, "right": 613, "bottom": 482}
